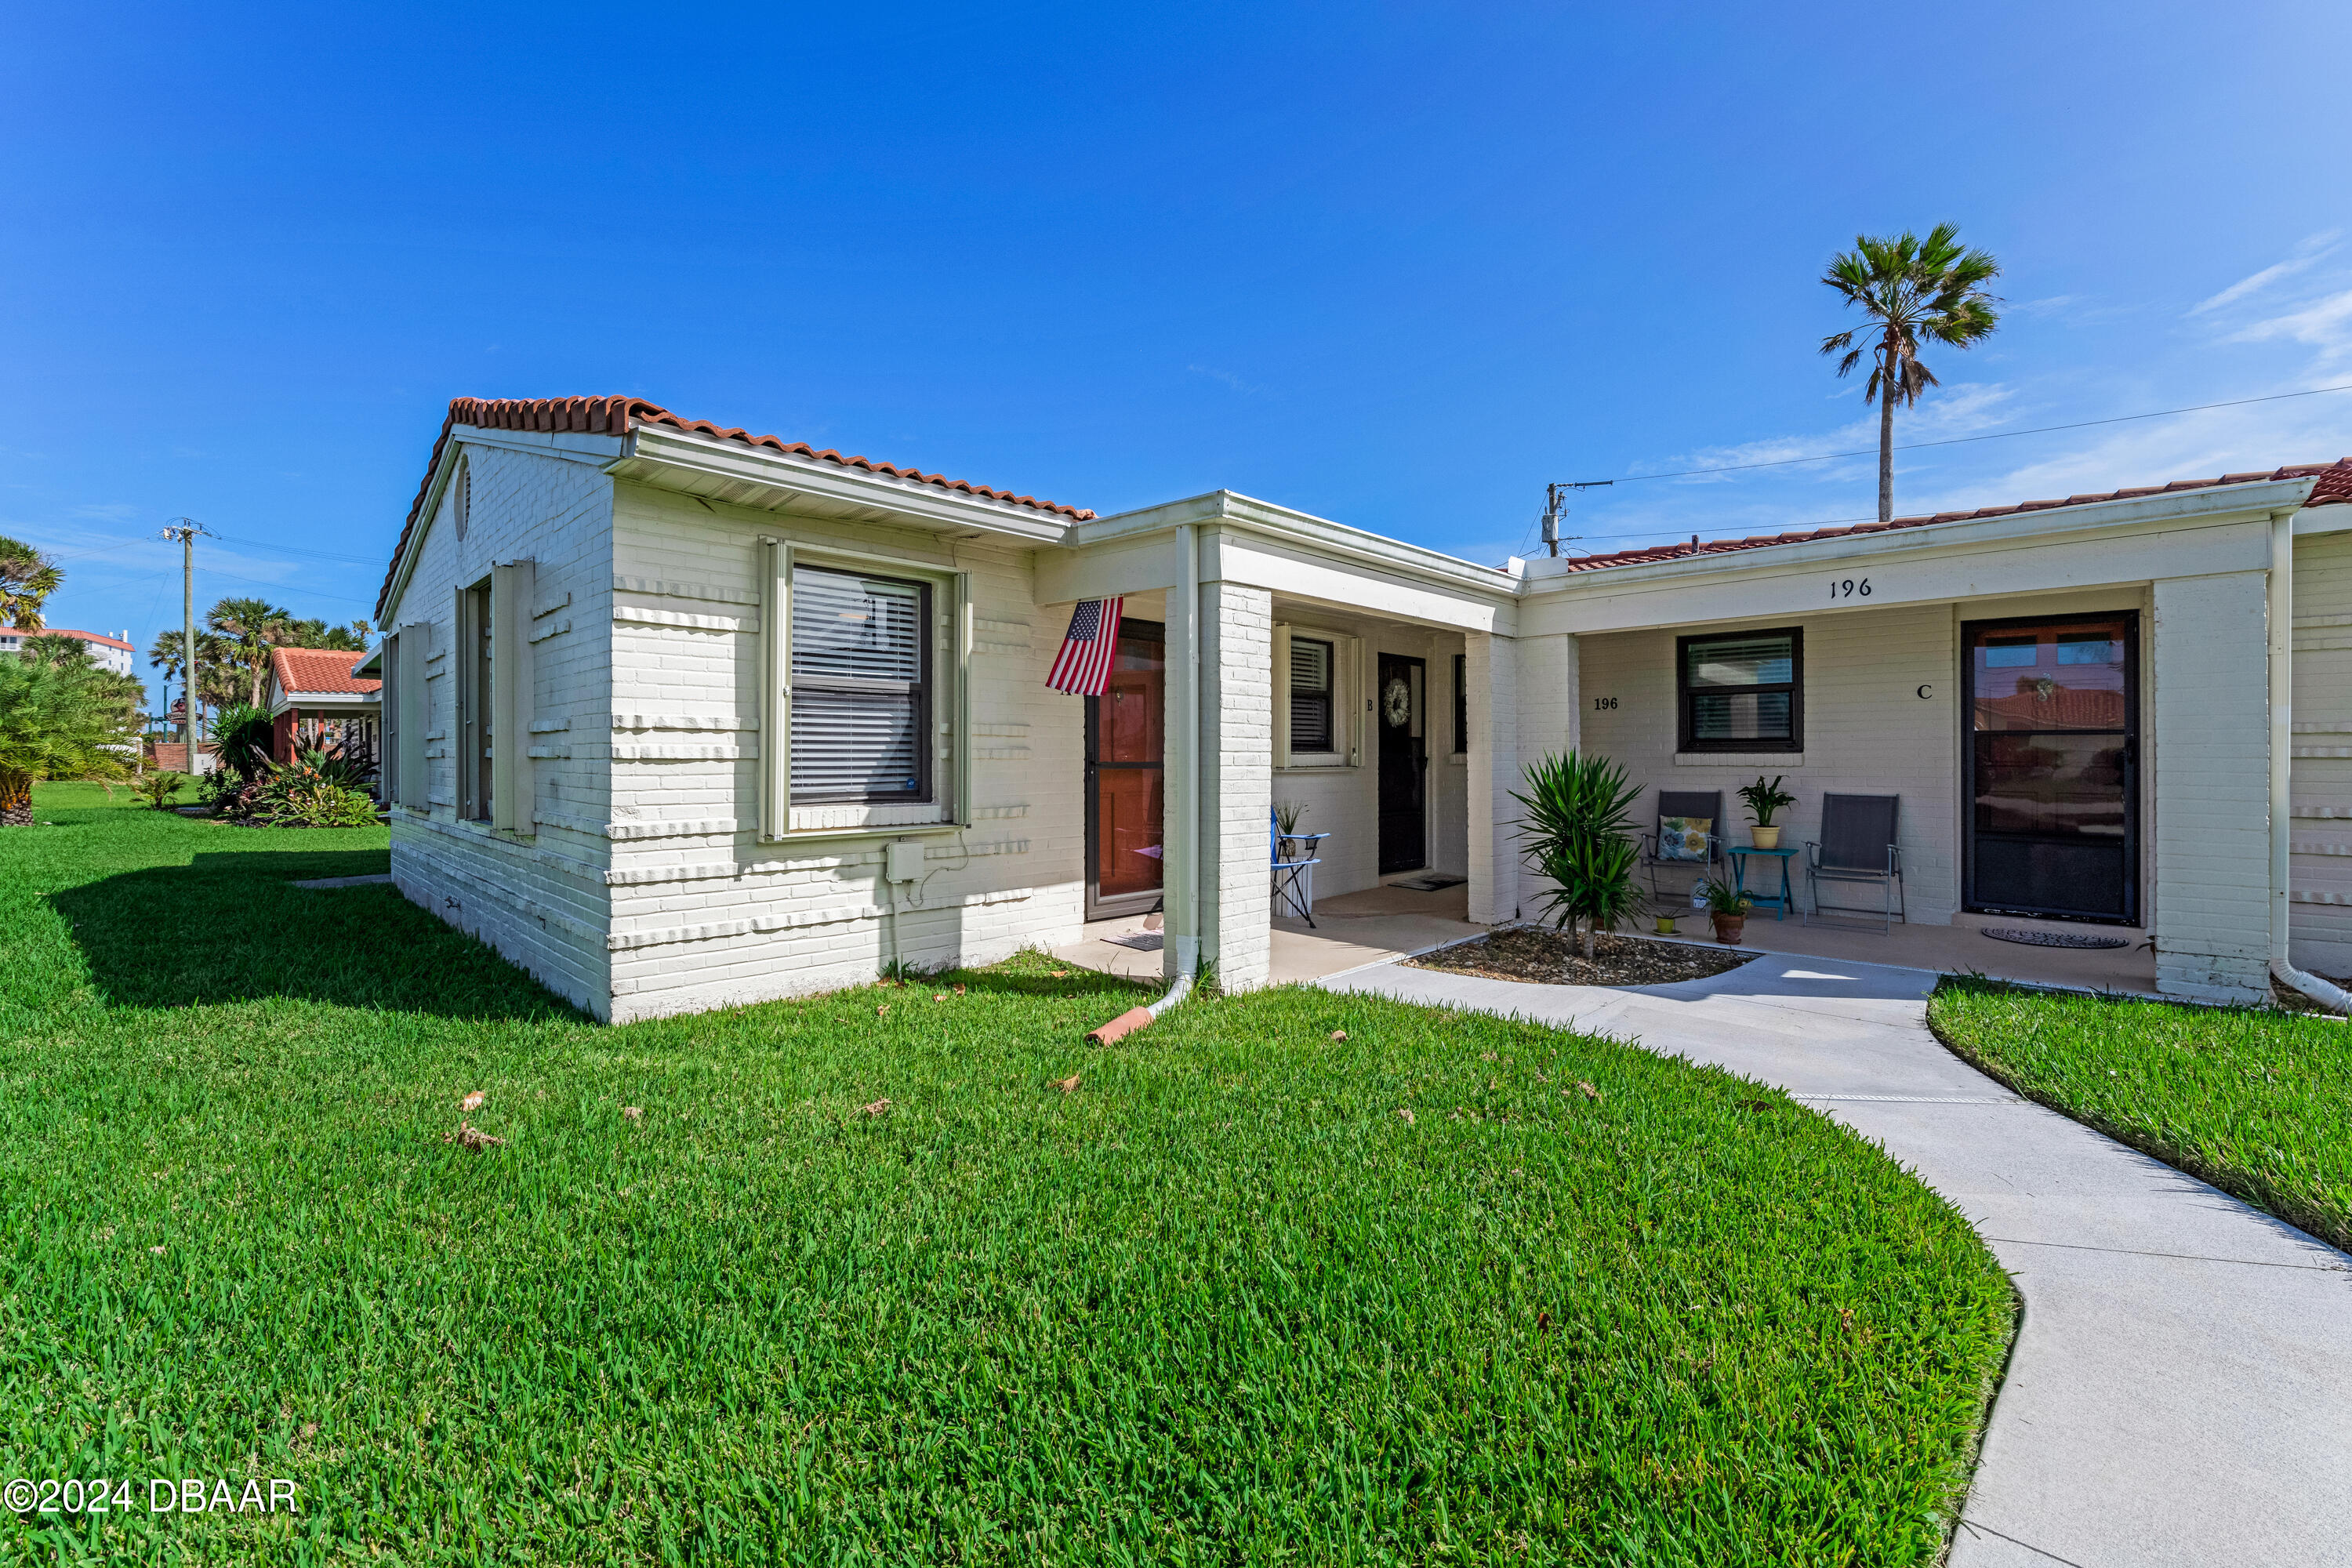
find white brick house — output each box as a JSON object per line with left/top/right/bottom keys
{"left": 366, "top": 397, "right": 2352, "bottom": 1018}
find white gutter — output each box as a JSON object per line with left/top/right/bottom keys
{"left": 2269, "top": 508, "right": 2352, "bottom": 1017}
{"left": 1087, "top": 521, "right": 1200, "bottom": 1045}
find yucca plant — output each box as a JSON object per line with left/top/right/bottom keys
{"left": 1512, "top": 750, "right": 1644, "bottom": 960}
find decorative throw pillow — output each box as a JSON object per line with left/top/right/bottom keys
{"left": 1657, "top": 816, "right": 1711, "bottom": 862}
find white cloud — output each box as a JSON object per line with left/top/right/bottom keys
{"left": 2190, "top": 230, "right": 2341, "bottom": 316}
{"left": 1186, "top": 363, "right": 1265, "bottom": 397}
{"left": 2009, "top": 295, "right": 2079, "bottom": 319}
{"left": 1636, "top": 381, "right": 2017, "bottom": 484}
{"left": 2226, "top": 288, "right": 2352, "bottom": 363}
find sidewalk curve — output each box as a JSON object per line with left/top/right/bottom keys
{"left": 1319, "top": 949, "right": 2352, "bottom": 1568}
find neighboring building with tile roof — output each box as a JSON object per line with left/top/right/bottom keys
{"left": 365, "top": 392, "right": 2352, "bottom": 1022}
{"left": 266, "top": 645, "right": 381, "bottom": 765}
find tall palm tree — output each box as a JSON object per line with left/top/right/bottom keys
{"left": 147, "top": 629, "right": 240, "bottom": 710}
{"left": 1820, "top": 223, "right": 2002, "bottom": 523}
{"left": 206, "top": 596, "right": 292, "bottom": 707}
{"left": 0, "top": 535, "right": 63, "bottom": 630}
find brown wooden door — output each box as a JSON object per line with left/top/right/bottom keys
{"left": 1084, "top": 619, "right": 1166, "bottom": 920}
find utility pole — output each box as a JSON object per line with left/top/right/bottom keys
{"left": 1539, "top": 480, "right": 1613, "bottom": 557}
{"left": 160, "top": 520, "right": 207, "bottom": 771}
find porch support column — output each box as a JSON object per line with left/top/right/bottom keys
{"left": 1197, "top": 580, "right": 1274, "bottom": 991}
{"left": 1518, "top": 633, "right": 1581, "bottom": 764}
{"left": 2151, "top": 571, "right": 2272, "bottom": 1004}
{"left": 1466, "top": 632, "right": 1522, "bottom": 924}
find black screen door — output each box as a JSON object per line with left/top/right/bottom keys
{"left": 1084, "top": 619, "right": 1165, "bottom": 920}
{"left": 1377, "top": 653, "right": 1427, "bottom": 875}
{"left": 1963, "top": 612, "right": 2139, "bottom": 922}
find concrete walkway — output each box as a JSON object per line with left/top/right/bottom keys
{"left": 1319, "top": 949, "right": 2352, "bottom": 1567}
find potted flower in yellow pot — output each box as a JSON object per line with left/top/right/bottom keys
{"left": 1700, "top": 878, "right": 1753, "bottom": 945}
{"left": 1737, "top": 775, "right": 1796, "bottom": 851}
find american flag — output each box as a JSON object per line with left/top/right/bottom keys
{"left": 1045, "top": 597, "right": 1123, "bottom": 695}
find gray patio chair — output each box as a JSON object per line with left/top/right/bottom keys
{"left": 1638, "top": 789, "right": 1722, "bottom": 903}
{"left": 1805, "top": 793, "right": 1904, "bottom": 931}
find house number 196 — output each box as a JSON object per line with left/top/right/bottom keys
{"left": 1592, "top": 696, "right": 1617, "bottom": 710}
{"left": 1829, "top": 577, "right": 1871, "bottom": 600}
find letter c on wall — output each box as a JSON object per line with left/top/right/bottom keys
{"left": 1916, "top": 684, "right": 1933, "bottom": 699}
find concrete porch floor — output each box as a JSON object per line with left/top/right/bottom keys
{"left": 1056, "top": 882, "right": 1488, "bottom": 985}
{"left": 1057, "top": 880, "right": 2169, "bottom": 997}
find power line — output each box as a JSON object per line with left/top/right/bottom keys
{"left": 205, "top": 531, "right": 387, "bottom": 567}
{"left": 1593, "top": 381, "right": 2352, "bottom": 485}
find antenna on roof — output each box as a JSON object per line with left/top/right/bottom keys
{"left": 1540, "top": 481, "right": 1613, "bottom": 557}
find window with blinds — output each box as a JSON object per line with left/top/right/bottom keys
{"left": 789, "top": 565, "right": 931, "bottom": 802}
{"left": 1676, "top": 627, "right": 1802, "bottom": 752}
{"left": 1289, "top": 636, "right": 1335, "bottom": 753}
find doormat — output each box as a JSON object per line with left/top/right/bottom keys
{"left": 1108, "top": 931, "right": 1163, "bottom": 952}
{"left": 1389, "top": 874, "right": 1467, "bottom": 892}
{"left": 1980, "top": 927, "right": 2130, "bottom": 950}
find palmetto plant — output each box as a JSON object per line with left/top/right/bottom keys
{"left": 1820, "top": 223, "right": 2002, "bottom": 523}
{"left": 207, "top": 596, "right": 293, "bottom": 707}
{"left": 0, "top": 535, "right": 63, "bottom": 630}
{"left": 0, "top": 645, "right": 136, "bottom": 823}
{"left": 1512, "top": 750, "right": 1644, "bottom": 960}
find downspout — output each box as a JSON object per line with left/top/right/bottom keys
{"left": 2269, "top": 509, "right": 2352, "bottom": 1016}
{"left": 1090, "top": 521, "right": 1201, "bottom": 1044}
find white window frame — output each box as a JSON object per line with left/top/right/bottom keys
{"left": 1273, "top": 623, "right": 1359, "bottom": 770}
{"left": 759, "top": 539, "right": 971, "bottom": 840}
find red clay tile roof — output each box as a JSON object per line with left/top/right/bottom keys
{"left": 24, "top": 628, "right": 132, "bottom": 650}
{"left": 1555, "top": 457, "right": 2352, "bottom": 574}
{"left": 378, "top": 396, "right": 1093, "bottom": 619}
{"left": 272, "top": 646, "right": 381, "bottom": 698}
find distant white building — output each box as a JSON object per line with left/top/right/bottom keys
{"left": 0, "top": 626, "right": 136, "bottom": 675}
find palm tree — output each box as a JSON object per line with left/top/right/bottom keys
{"left": 1820, "top": 223, "right": 2002, "bottom": 523}
{"left": 147, "top": 628, "right": 241, "bottom": 710}
{"left": 206, "top": 596, "right": 292, "bottom": 707}
{"left": 281, "top": 615, "right": 368, "bottom": 652}
{"left": 0, "top": 535, "right": 63, "bottom": 630}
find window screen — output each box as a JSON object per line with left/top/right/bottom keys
{"left": 1677, "top": 628, "right": 1801, "bottom": 751}
{"left": 1289, "top": 637, "right": 1334, "bottom": 753}
{"left": 789, "top": 565, "right": 929, "bottom": 802}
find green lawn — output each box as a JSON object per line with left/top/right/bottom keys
{"left": 1933, "top": 975, "right": 2352, "bottom": 1254}
{"left": 3, "top": 785, "right": 2014, "bottom": 1564}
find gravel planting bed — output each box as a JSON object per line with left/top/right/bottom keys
{"left": 1410, "top": 927, "right": 1757, "bottom": 987}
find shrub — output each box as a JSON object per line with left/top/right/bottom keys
{"left": 207, "top": 702, "right": 275, "bottom": 786}
{"left": 256, "top": 780, "right": 378, "bottom": 829}
{"left": 245, "top": 743, "right": 380, "bottom": 827}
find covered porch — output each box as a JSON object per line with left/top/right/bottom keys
{"left": 1054, "top": 879, "right": 2164, "bottom": 997}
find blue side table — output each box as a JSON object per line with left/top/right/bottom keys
{"left": 1726, "top": 844, "right": 1798, "bottom": 920}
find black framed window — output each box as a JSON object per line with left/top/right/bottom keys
{"left": 789, "top": 564, "right": 931, "bottom": 803}
{"left": 1289, "top": 636, "right": 1334, "bottom": 753}
{"left": 1452, "top": 652, "right": 1468, "bottom": 753}
{"left": 1676, "top": 627, "right": 1802, "bottom": 752}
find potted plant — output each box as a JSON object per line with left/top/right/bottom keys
{"left": 1653, "top": 910, "right": 1679, "bottom": 936}
{"left": 1700, "top": 878, "right": 1752, "bottom": 945}
{"left": 1737, "top": 775, "right": 1796, "bottom": 850}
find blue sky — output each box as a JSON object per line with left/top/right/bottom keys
{"left": 8, "top": 2, "right": 2352, "bottom": 709}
